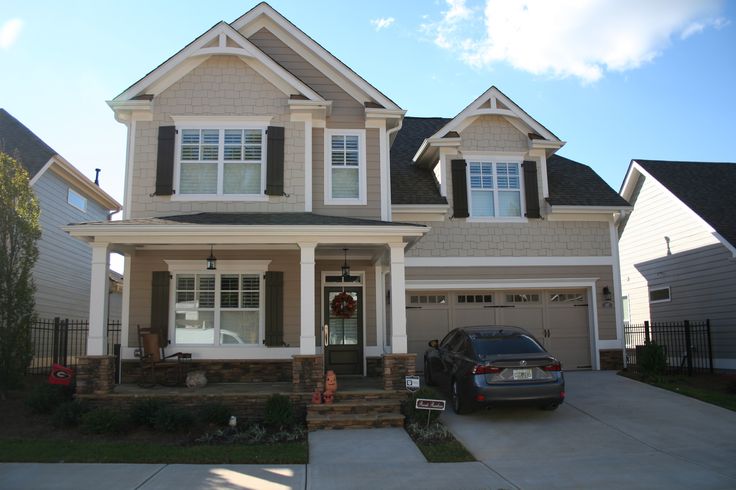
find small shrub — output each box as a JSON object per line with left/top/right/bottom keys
{"left": 51, "top": 400, "right": 89, "bottom": 428}
{"left": 194, "top": 424, "right": 305, "bottom": 445}
{"left": 198, "top": 402, "right": 231, "bottom": 426}
{"left": 80, "top": 408, "right": 129, "bottom": 434}
{"left": 264, "top": 394, "right": 294, "bottom": 428}
{"left": 130, "top": 398, "right": 168, "bottom": 428}
{"left": 726, "top": 378, "right": 736, "bottom": 395}
{"left": 406, "top": 421, "right": 454, "bottom": 444}
{"left": 403, "top": 387, "right": 442, "bottom": 425}
{"left": 153, "top": 405, "right": 195, "bottom": 433}
{"left": 639, "top": 341, "right": 667, "bottom": 379}
{"left": 25, "top": 384, "right": 73, "bottom": 414}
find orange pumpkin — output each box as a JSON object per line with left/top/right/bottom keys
{"left": 311, "top": 390, "right": 323, "bottom": 404}
{"left": 323, "top": 391, "right": 334, "bottom": 404}
{"left": 325, "top": 370, "right": 338, "bottom": 393}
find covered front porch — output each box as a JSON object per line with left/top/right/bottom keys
{"left": 65, "top": 213, "right": 428, "bottom": 394}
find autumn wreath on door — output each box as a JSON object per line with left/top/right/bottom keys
{"left": 331, "top": 292, "right": 357, "bottom": 319}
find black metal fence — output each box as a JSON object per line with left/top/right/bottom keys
{"left": 624, "top": 320, "right": 713, "bottom": 375}
{"left": 27, "top": 318, "right": 121, "bottom": 375}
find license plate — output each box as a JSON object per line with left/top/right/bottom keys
{"left": 513, "top": 368, "right": 533, "bottom": 380}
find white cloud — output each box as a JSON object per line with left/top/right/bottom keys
{"left": 0, "top": 18, "right": 23, "bottom": 50}
{"left": 371, "top": 17, "right": 396, "bottom": 31}
{"left": 426, "top": 0, "right": 725, "bottom": 82}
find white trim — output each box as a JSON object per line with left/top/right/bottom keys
{"left": 549, "top": 205, "right": 631, "bottom": 214}
{"left": 391, "top": 204, "right": 450, "bottom": 213}
{"left": 374, "top": 264, "right": 385, "bottom": 354}
{"left": 121, "top": 254, "right": 132, "bottom": 349}
{"left": 114, "top": 22, "right": 323, "bottom": 103}
{"left": 67, "top": 188, "right": 88, "bottom": 212}
{"left": 165, "top": 259, "right": 271, "bottom": 272}
{"left": 304, "top": 116, "right": 313, "bottom": 212}
{"left": 123, "top": 119, "right": 136, "bottom": 219}
{"left": 389, "top": 244, "right": 408, "bottom": 353}
{"left": 405, "top": 256, "right": 614, "bottom": 267}
{"left": 300, "top": 243, "right": 317, "bottom": 355}
{"left": 609, "top": 219, "right": 625, "bottom": 359}
{"left": 406, "top": 278, "right": 598, "bottom": 290}
{"left": 323, "top": 128, "right": 367, "bottom": 205}
{"left": 320, "top": 270, "right": 368, "bottom": 374}
{"left": 465, "top": 157, "right": 526, "bottom": 221}
{"left": 87, "top": 243, "right": 110, "bottom": 355}
{"left": 648, "top": 286, "right": 671, "bottom": 304}
{"left": 170, "top": 115, "right": 273, "bottom": 125}
{"left": 231, "top": 4, "right": 401, "bottom": 110}
{"left": 122, "top": 346, "right": 299, "bottom": 361}
{"left": 378, "top": 122, "right": 390, "bottom": 220}
{"left": 597, "top": 340, "right": 623, "bottom": 350}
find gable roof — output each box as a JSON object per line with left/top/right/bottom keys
{"left": 390, "top": 117, "right": 449, "bottom": 205}
{"left": 546, "top": 155, "right": 631, "bottom": 208}
{"left": 231, "top": 2, "right": 401, "bottom": 110}
{"left": 0, "top": 108, "right": 56, "bottom": 177}
{"left": 0, "top": 109, "right": 121, "bottom": 212}
{"left": 632, "top": 159, "right": 736, "bottom": 248}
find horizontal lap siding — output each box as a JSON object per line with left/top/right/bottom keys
{"left": 406, "top": 265, "right": 617, "bottom": 341}
{"left": 32, "top": 171, "right": 115, "bottom": 320}
{"left": 619, "top": 175, "right": 736, "bottom": 359}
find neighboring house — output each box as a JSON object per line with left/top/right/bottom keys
{"left": 0, "top": 109, "right": 122, "bottom": 321}
{"left": 66, "top": 2, "right": 630, "bottom": 386}
{"left": 619, "top": 159, "right": 736, "bottom": 370}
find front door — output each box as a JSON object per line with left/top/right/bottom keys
{"left": 324, "top": 287, "right": 363, "bottom": 375}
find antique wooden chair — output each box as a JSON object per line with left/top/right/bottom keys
{"left": 136, "top": 325, "right": 191, "bottom": 387}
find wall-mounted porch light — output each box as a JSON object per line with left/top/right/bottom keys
{"left": 206, "top": 245, "right": 217, "bottom": 271}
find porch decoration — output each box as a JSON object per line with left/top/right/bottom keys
{"left": 330, "top": 292, "right": 356, "bottom": 319}
{"left": 311, "top": 390, "right": 323, "bottom": 404}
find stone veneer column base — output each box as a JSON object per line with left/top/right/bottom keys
{"left": 76, "top": 355, "right": 116, "bottom": 395}
{"left": 382, "top": 353, "right": 416, "bottom": 391}
{"left": 292, "top": 355, "right": 324, "bottom": 393}
{"left": 599, "top": 349, "right": 624, "bottom": 370}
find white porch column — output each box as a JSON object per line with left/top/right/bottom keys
{"left": 389, "top": 243, "right": 408, "bottom": 353}
{"left": 299, "top": 242, "right": 317, "bottom": 355}
{"left": 87, "top": 242, "right": 110, "bottom": 355}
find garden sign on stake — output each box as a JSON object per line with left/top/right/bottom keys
{"left": 415, "top": 398, "right": 446, "bottom": 429}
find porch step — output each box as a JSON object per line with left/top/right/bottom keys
{"left": 306, "top": 395, "right": 406, "bottom": 430}
{"left": 307, "top": 412, "right": 405, "bottom": 430}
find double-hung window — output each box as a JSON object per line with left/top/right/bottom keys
{"left": 468, "top": 159, "right": 523, "bottom": 219}
{"left": 325, "top": 129, "right": 366, "bottom": 204}
{"left": 177, "top": 126, "right": 266, "bottom": 198}
{"left": 168, "top": 260, "right": 269, "bottom": 346}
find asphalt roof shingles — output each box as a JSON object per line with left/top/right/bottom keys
{"left": 636, "top": 159, "right": 736, "bottom": 248}
{"left": 546, "top": 155, "right": 630, "bottom": 207}
{"left": 0, "top": 109, "right": 57, "bottom": 177}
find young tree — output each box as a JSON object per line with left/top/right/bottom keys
{"left": 0, "top": 151, "right": 40, "bottom": 394}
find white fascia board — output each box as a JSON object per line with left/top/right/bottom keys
{"left": 413, "top": 137, "right": 461, "bottom": 163}
{"left": 231, "top": 4, "right": 401, "bottom": 111}
{"left": 32, "top": 156, "right": 121, "bottom": 211}
{"left": 531, "top": 139, "right": 566, "bottom": 150}
{"left": 391, "top": 204, "right": 449, "bottom": 213}
{"left": 428, "top": 86, "right": 559, "bottom": 143}
{"left": 114, "top": 22, "right": 322, "bottom": 103}
{"left": 405, "top": 256, "right": 614, "bottom": 267}
{"left": 628, "top": 161, "right": 736, "bottom": 257}
{"left": 365, "top": 108, "right": 406, "bottom": 119}
{"left": 548, "top": 205, "right": 631, "bottom": 214}
{"left": 406, "top": 278, "right": 598, "bottom": 290}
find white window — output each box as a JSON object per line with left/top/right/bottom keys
{"left": 325, "top": 129, "right": 366, "bottom": 205}
{"left": 167, "top": 260, "right": 270, "bottom": 346}
{"left": 176, "top": 125, "right": 267, "bottom": 199}
{"left": 649, "top": 287, "right": 671, "bottom": 304}
{"left": 67, "top": 188, "right": 87, "bottom": 212}
{"left": 467, "top": 160, "right": 524, "bottom": 219}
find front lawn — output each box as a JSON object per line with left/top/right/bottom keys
{"left": 619, "top": 371, "right": 736, "bottom": 412}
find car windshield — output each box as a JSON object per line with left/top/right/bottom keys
{"left": 472, "top": 334, "right": 544, "bottom": 356}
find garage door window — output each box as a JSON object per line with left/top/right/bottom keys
{"left": 550, "top": 293, "right": 585, "bottom": 303}
{"left": 409, "top": 295, "right": 447, "bottom": 305}
{"left": 506, "top": 293, "right": 540, "bottom": 303}
{"left": 457, "top": 294, "right": 493, "bottom": 304}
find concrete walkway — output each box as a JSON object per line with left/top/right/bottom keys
{"left": 442, "top": 371, "right": 736, "bottom": 490}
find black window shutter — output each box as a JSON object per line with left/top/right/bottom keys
{"left": 265, "top": 126, "right": 285, "bottom": 196}
{"left": 264, "top": 271, "right": 284, "bottom": 346}
{"left": 451, "top": 159, "right": 469, "bottom": 218}
{"left": 150, "top": 271, "right": 171, "bottom": 345}
{"left": 155, "top": 126, "right": 176, "bottom": 196}
{"left": 523, "top": 160, "right": 541, "bottom": 218}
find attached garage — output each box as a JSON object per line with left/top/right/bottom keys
{"left": 406, "top": 289, "right": 593, "bottom": 371}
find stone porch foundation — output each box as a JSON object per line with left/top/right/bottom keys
{"left": 76, "top": 355, "right": 116, "bottom": 395}
{"left": 382, "top": 353, "right": 416, "bottom": 391}
{"left": 599, "top": 349, "right": 624, "bottom": 370}
{"left": 292, "top": 354, "right": 324, "bottom": 393}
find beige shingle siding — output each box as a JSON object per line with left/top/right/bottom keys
{"left": 407, "top": 219, "right": 611, "bottom": 257}
{"left": 459, "top": 116, "right": 528, "bottom": 154}
{"left": 130, "top": 56, "right": 304, "bottom": 218}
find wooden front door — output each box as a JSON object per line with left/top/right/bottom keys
{"left": 324, "top": 287, "right": 363, "bottom": 375}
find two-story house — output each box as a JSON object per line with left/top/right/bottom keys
{"left": 0, "top": 109, "right": 122, "bottom": 322}
{"left": 66, "top": 3, "right": 630, "bottom": 393}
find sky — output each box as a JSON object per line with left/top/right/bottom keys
{"left": 1, "top": 0, "right": 735, "bottom": 271}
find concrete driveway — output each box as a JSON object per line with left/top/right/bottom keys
{"left": 441, "top": 371, "right": 736, "bottom": 489}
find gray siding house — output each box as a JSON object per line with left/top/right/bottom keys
{"left": 66, "top": 3, "right": 631, "bottom": 392}
{"left": 619, "top": 159, "right": 736, "bottom": 370}
{"left": 0, "top": 109, "right": 122, "bottom": 321}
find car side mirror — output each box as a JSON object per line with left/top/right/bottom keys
{"left": 428, "top": 339, "right": 439, "bottom": 349}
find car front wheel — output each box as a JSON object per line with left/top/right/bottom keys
{"left": 451, "top": 379, "right": 470, "bottom": 414}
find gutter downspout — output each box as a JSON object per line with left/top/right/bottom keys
{"left": 385, "top": 118, "right": 404, "bottom": 222}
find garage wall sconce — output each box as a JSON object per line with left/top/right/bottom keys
{"left": 602, "top": 286, "right": 613, "bottom": 308}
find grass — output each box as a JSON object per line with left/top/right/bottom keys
{"left": 415, "top": 440, "right": 475, "bottom": 463}
{"left": 619, "top": 371, "right": 736, "bottom": 412}
{"left": 0, "top": 439, "right": 308, "bottom": 464}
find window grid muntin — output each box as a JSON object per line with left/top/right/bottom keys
{"left": 326, "top": 130, "right": 364, "bottom": 202}
{"left": 468, "top": 160, "right": 523, "bottom": 218}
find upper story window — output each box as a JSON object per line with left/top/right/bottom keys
{"left": 67, "top": 188, "right": 87, "bottom": 212}
{"left": 176, "top": 126, "right": 266, "bottom": 199}
{"left": 467, "top": 160, "right": 523, "bottom": 219}
{"left": 325, "top": 129, "right": 366, "bottom": 205}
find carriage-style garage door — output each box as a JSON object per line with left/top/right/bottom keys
{"left": 406, "top": 290, "right": 592, "bottom": 371}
